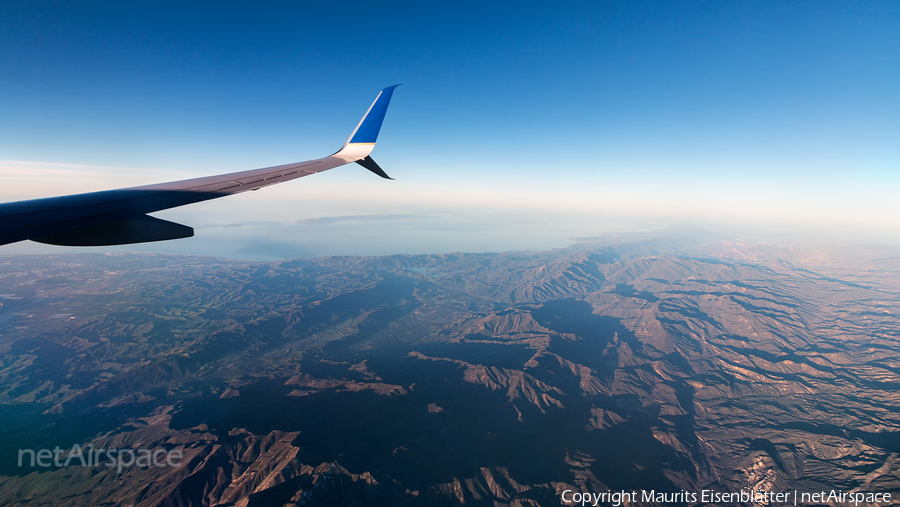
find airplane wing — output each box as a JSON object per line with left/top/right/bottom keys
{"left": 0, "top": 85, "right": 400, "bottom": 247}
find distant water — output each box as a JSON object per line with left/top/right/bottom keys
{"left": 0, "top": 211, "right": 658, "bottom": 260}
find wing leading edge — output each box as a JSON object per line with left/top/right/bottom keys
{"left": 0, "top": 85, "right": 400, "bottom": 247}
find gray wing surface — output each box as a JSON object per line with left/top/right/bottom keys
{"left": 0, "top": 85, "right": 399, "bottom": 247}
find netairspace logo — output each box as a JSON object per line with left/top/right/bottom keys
{"left": 18, "top": 444, "right": 183, "bottom": 473}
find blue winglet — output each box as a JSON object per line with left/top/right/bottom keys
{"left": 346, "top": 85, "right": 400, "bottom": 145}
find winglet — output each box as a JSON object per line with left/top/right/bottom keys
{"left": 356, "top": 155, "right": 394, "bottom": 180}
{"left": 332, "top": 85, "right": 400, "bottom": 171}
{"left": 344, "top": 84, "right": 400, "bottom": 147}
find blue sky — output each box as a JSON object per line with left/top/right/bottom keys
{"left": 1, "top": 1, "right": 898, "bottom": 258}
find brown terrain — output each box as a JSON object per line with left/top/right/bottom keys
{"left": 0, "top": 235, "right": 898, "bottom": 506}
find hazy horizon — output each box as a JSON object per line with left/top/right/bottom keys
{"left": 2, "top": 156, "right": 899, "bottom": 260}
